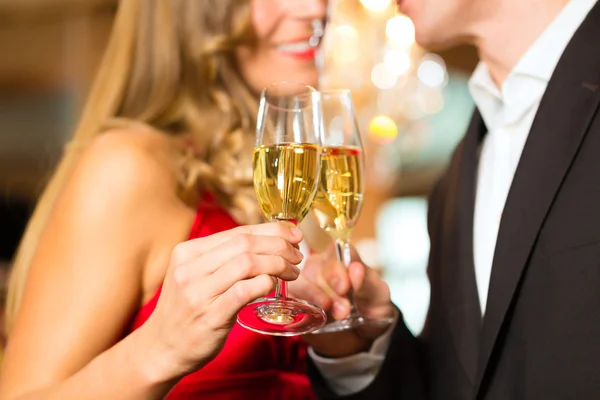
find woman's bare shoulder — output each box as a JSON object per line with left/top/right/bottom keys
{"left": 77, "top": 128, "right": 180, "bottom": 193}
{"left": 52, "top": 128, "right": 188, "bottom": 250}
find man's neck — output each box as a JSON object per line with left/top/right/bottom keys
{"left": 472, "top": 0, "right": 569, "bottom": 87}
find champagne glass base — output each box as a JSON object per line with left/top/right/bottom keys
{"left": 237, "top": 297, "right": 327, "bottom": 336}
{"left": 310, "top": 314, "right": 395, "bottom": 334}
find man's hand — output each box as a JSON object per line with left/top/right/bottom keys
{"left": 288, "top": 243, "right": 395, "bottom": 358}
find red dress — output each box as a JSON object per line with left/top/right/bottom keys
{"left": 128, "top": 197, "right": 315, "bottom": 400}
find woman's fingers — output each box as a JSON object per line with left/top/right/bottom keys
{"left": 171, "top": 234, "right": 304, "bottom": 286}
{"left": 144, "top": 224, "right": 306, "bottom": 379}
{"left": 203, "top": 234, "right": 304, "bottom": 275}
{"left": 206, "top": 253, "right": 301, "bottom": 299}
{"left": 210, "top": 274, "right": 277, "bottom": 324}
{"left": 170, "top": 222, "right": 304, "bottom": 266}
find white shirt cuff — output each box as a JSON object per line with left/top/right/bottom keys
{"left": 308, "top": 310, "right": 400, "bottom": 396}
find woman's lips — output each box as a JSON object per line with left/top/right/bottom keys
{"left": 276, "top": 40, "right": 319, "bottom": 61}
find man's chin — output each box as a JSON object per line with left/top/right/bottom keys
{"left": 415, "top": 29, "right": 471, "bottom": 52}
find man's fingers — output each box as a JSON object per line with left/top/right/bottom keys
{"left": 331, "top": 297, "right": 351, "bottom": 320}
{"left": 288, "top": 273, "right": 333, "bottom": 311}
{"left": 348, "top": 261, "right": 367, "bottom": 294}
{"left": 348, "top": 261, "right": 393, "bottom": 320}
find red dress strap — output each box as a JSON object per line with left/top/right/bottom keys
{"left": 127, "top": 194, "right": 315, "bottom": 400}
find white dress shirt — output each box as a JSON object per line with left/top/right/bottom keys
{"left": 310, "top": 0, "right": 598, "bottom": 394}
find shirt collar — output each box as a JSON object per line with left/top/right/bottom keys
{"left": 468, "top": 0, "right": 597, "bottom": 128}
{"left": 512, "top": 0, "right": 598, "bottom": 81}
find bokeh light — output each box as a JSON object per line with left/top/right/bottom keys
{"left": 386, "top": 15, "right": 415, "bottom": 47}
{"left": 371, "top": 63, "right": 398, "bottom": 89}
{"left": 417, "top": 54, "right": 448, "bottom": 88}
{"left": 384, "top": 49, "right": 412, "bottom": 76}
{"left": 360, "top": 0, "right": 391, "bottom": 12}
{"left": 332, "top": 25, "right": 360, "bottom": 65}
{"left": 369, "top": 115, "right": 398, "bottom": 144}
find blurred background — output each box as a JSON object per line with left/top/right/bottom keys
{"left": 0, "top": 0, "right": 478, "bottom": 336}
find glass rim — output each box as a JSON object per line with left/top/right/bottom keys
{"left": 319, "top": 88, "right": 352, "bottom": 96}
{"left": 264, "top": 81, "right": 317, "bottom": 91}
{"left": 261, "top": 81, "right": 319, "bottom": 112}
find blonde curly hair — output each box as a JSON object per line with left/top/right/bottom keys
{"left": 6, "top": 0, "right": 264, "bottom": 333}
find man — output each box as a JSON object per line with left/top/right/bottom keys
{"left": 293, "top": 0, "right": 600, "bottom": 398}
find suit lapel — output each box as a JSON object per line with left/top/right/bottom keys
{"left": 476, "top": 2, "right": 600, "bottom": 393}
{"left": 440, "top": 110, "right": 484, "bottom": 386}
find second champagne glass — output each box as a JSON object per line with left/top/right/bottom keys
{"left": 237, "top": 82, "right": 327, "bottom": 336}
{"left": 311, "top": 89, "right": 395, "bottom": 334}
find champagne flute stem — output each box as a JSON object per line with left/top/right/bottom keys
{"left": 334, "top": 238, "right": 360, "bottom": 317}
{"left": 334, "top": 238, "right": 352, "bottom": 268}
{"left": 275, "top": 279, "right": 287, "bottom": 298}
{"left": 273, "top": 218, "right": 297, "bottom": 300}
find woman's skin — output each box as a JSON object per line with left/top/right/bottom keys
{"left": 0, "top": 1, "right": 329, "bottom": 399}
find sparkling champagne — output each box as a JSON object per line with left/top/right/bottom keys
{"left": 312, "top": 145, "right": 364, "bottom": 240}
{"left": 253, "top": 143, "right": 321, "bottom": 225}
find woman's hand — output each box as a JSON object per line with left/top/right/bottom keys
{"left": 137, "top": 222, "right": 305, "bottom": 382}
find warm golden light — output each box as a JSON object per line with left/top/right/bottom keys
{"left": 384, "top": 49, "right": 412, "bottom": 76}
{"left": 386, "top": 15, "right": 415, "bottom": 47}
{"left": 371, "top": 63, "right": 398, "bottom": 89}
{"left": 360, "top": 0, "right": 391, "bottom": 12}
{"left": 369, "top": 115, "right": 398, "bottom": 144}
{"left": 332, "top": 25, "right": 360, "bottom": 65}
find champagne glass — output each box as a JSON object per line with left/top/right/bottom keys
{"left": 237, "top": 82, "right": 327, "bottom": 336}
{"left": 310, "top": 89, "right": 394, "bottom": 334}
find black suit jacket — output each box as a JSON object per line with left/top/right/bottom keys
{"left": 309, "top": 2, "right": 600, "bottom": 399}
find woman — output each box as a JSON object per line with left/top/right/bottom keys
{"left": 0, "top": 0, "right": 328, "bottom": 399}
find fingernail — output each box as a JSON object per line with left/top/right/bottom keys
{"left": 316, "top": 295, "right": 329, "bottom": 309}
{"left": 292, "top": 265, "right": 301, "bottom": 275}
{"left": 291, "top": 228, "right": 303, "bottom": 238}
{"left": 331, "top": 278, "right": 343, "bottom": 294}
{"left": 333, "top": 301, "right": 346, "bottom": 316}
{"left": 295, "top": 248, "right": 304, "bottom": 260}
